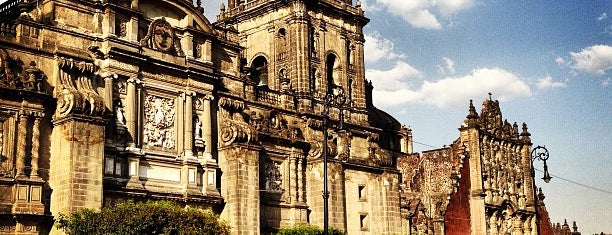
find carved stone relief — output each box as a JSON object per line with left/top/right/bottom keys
{"left": 0, "top": 49, "right": 45, "bottom": 93}
{"left": 115, "top": 15, "right": 128, "bottom": 38}
{"left": 143, "top": 94, "right": 175, "bottom": 149}
{"left": 56, "top": 57, "right": 106, "bottom": 118}
{"left": 115, "top": 78, "right": 126, "bottom": 94}
{"left": 264, "top": 160, "right": 283, "bottom": 192}
{"left": 218, "top": 97, "right": 256, "bottom": 145}
{"left": 140, "top": 18, "right": 184, "bottom": 56}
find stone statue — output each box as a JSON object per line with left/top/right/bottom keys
{"left": 195, "top": 117, "right": 202, "bottom": 139}
{"left": 115, "top": 101, "right": 125, "bottom": 125}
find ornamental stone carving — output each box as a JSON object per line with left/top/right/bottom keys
{"left": 218, "top": 97, "right": 256, "bottom": 145}
{"left": 55, "top": 57, "right": 106, "bottom": 118}
{"left": 0, "top": 49, "right": 45, "bottom": 93}
{"left": 143, "top": 94, "right": 175, "bottom": 149}
{"left": 140, "top": 18, "right": 184, "bottom": 56}
{"left": 264, "top": 160, "right": 283, "bottom": 192}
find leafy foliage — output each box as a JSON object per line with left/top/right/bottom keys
{"left": 55, "top": 201, "right": 230, "bottom": 235}
{"left": 275, "top": 224, "right": 346, "bottom": 235}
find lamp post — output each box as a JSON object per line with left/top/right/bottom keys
{"left": 322, "top": 85, "right": 347, "bottom": 235}
{"left": 530, "top": 145, "right": 552, "bottom": 235}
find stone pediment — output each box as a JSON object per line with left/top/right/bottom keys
{"left": 139, "top": 0, "right": 215, "bottom": 35}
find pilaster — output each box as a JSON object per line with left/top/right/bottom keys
{"left": 219, "top": 144, "right": 262, "bottom": 235}
{"left": 49, "top": 116, "right": 106, "bottom": 234}
{"left": 460, "top": 126, "right": 487, "bottom": 235}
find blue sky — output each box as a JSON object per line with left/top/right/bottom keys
{"left": 203, "top": 0, "right": 611, "bottom": 233}
{"left": 356, "top": 1, "right": 611, "bottom": 234}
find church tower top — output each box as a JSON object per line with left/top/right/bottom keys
{"left": 217, "top": 0, "right": 367, "bottom": 23}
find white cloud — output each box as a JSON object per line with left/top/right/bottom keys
{"left": 368, "top": 0, "right": 474, "bottom": 29}
{"left": 601, "top": 77, "right": 611, "bottom": 87}
{"left": 436, "top": 0, "right": 474, "bottom": 16}
{"left": 367, "top": 61, "right": 421, "bottom": 91}
{"left": 555, "top": 56, "right": 566, "bottom": 65}
{"left": 598, "top": 12, "right": 608, "bottom": 21}
{"left": 360, "top": 0, "right": 383, "bottom": 12}
{"left": 436, "top": 57, "right": 456, "bottom": 75}
{"left": 536, "top": 76, "right": 567, "bottom": 90}
{"left": 372, "top": 68, "right": 532, "bottom": 108}
{"left": 569, "top": 44, "right": 612, "bottom": 75}
{"left": 364, "top": 32, "right": 404, "bottom": 64}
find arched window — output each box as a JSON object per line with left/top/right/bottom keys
{"left": 276, "top": 28, "right": 287, "bottom": 61}
{"left": 326, "top": 53, "right": 340, "bottom": 93}
{"left": 251, "top": 56, "right": 268, "bottom": 88}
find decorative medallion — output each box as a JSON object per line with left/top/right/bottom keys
{"left": 140, "top": 18, "right": 184, "bottom": 56}
{"left": 152, "top": 20, "right": 174, "bottom": 52}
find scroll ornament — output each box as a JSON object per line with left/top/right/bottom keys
{"left": 55, "top": 57, "right": 106, "bottom": 118}
{"left": 218, "top": 97, "right": 257, "bottom": 145}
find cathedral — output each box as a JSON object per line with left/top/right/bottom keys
{"left": 0, "top": 0, "right": 569, "bottom": 234}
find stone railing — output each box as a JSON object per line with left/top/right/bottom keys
{"left": 0, "top": 19, "right": 17, "bottom": 38}
{"left": 255, "top": 88, "right": 280, "bottom": 105}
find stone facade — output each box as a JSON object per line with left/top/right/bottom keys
{"left": 397, "top": 98, "right": 581, "bottom": 235}
{"left": 0, "top": 0, "right": 408, "bottom": 234}
{"left": 0, "top": 0, "right": 566, "bottom": 234}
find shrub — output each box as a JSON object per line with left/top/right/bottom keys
{"left": 275, "top": 224, "right": 346, "bottom": 235}
{"left": 55, "top": 201, "right": 230, "bottom": 235}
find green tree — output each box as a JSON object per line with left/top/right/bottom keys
{"left": 55, "top": 201, "right": 230, "bottom": 235}
{"left": 274, "top": 224, "right": 346, "bottom": 235}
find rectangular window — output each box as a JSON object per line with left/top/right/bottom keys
{"left": 358, "top": 185, "right": 366, "bottom": 201}
{"left": 360, "top": 214, "right": 368, "bottom": 231}
{"left": 104, "top": 157, "right": 124, "bottom": 177}
{"left": 105, "top": 158, "right": 114, "bottom": 175}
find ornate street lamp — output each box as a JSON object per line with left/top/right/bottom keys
{"left": 531, "top": 145, "right": 552, "bottom": 235}
{"left": 322, "top": 85, "right": 347, "bottom": 235}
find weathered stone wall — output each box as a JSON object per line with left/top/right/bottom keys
{"left": 219, "top": 145, "right": 261, "bottom": 235}
{"left": 49, "top": 120, "right": 105, "bottom": 234}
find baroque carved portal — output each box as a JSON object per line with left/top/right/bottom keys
{"left": 143, "top": 94, "right": 175, "bottom": 150}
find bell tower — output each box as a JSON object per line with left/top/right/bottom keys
{"left": 217, "top": 0, "right": 369, "bottom": 114}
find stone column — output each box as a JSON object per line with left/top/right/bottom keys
{"left": 184, "top": 92, "right": 194, "bottom": 158}
{"left": 103, "top": 73, "right": 116, "bottom": 111}
{"left": 297, "top": 157, "right": 305, "bottom": 203}
{"left": 203, "top": 38, "right": 212, "bottom": 62}
{"left": 202, "top": 95, "right": 213, "bottom": 160}
{"left": 15, "top": 112, "right": 28, "bottom": 177}
{"left": 354, "top": 40, "right": 366, "bottom": 109}
{"left": 182, "top": 31, "right": 194, "bottom": 58}
{"left": 127, "top": 14, "right": 139, "bottom": 43}
{"left": 287, "top": 152, "right": 295, "bottom": 203}
{"left": 126, "top": 78, "right": 138, "bottom": 148}
{"left": 30, "top": 113, "right": 42, "bottom": 178}
{"left": 102, "top": 8, "right": 116, "bottom": 37}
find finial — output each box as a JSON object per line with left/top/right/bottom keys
{"left": 220, "top": 3, "right": 226, "bottom": 12}
{"left": 537, "top": 187, "right": 545, "bottom": 201}
{"left": 466, "top": 100, "right": 478, "bottom": 119}
{"left": 488, "top": 92, "right": 492, "bottom": 101}
{"left": 356, "top": 0, "right": 362, "bottom": 8}
{"left": 520, "top": 122, "right": 531, "bottom": 143}
{"left": 572, "top": 221, "right": 578, "bottom": 232}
